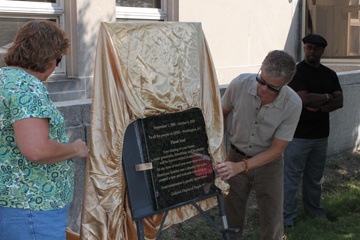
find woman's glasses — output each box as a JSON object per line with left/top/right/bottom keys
{"left": 56, "top": 56, "right": 62, "bottom": 66}
{"left": 256, "top": 71, "right": 283, "bottom": 93}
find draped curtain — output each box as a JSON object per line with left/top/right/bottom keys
{"left": 80, "top": 22, "right": 228, "bottom": 240}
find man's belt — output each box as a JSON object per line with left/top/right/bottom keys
{"left": 230, "top": 144, "right": 252, "bottom": 158}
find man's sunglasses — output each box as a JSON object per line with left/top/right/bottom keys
{"left": 256, "top": 71, "right": 283, "bottom": 93}
{"left": 56, "top": 56, "right": 62, "bottom": 66}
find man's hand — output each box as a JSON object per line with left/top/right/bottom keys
{"left": 215, "top": 161, "right": 244, "bottom": 181}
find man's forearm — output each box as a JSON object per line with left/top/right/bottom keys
{"left": 320, "top": 93, "right": 343, "bottom": 112}
{"left": 303, "top": 93, "right": 331, "bottom": 107}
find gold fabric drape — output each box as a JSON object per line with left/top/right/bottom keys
{"left": 80, "top": 22, "right": 228, "bottom": 240}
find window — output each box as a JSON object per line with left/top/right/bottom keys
{"left": 116, "top": 0, "right": 161, "bottom": 8}
{"left": 305, "top": 0, "right": 360, "bottom": 60}
{"left": 13, "top": 0, "right": 57, "bottom": 2}
{"left": 0, "top": 1, "right": 65, "bottom": 73}
{"left": 116, "top": 0, "right": 166, "bottom": 21}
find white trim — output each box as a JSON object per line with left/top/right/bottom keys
{"left": 301, "top": 0, "right": 360, "bottom": 64}
{"left": 116, "top": 0, "right": 167, "bottom": 20}
{"left": 0, "top": 0, "right": 66, "bottom": 75}
{"left": 301, "top": 0, "right": 306, "bottom": 61}
{"left": 63, "top": 0, "right": 77, "bottom": 77}
{"left": 116, "top": 7, "right": 166, "bottom": 20}
{"left": 322, "top": 59, "right": 360, "bottom": 64}
{"left": 215, "top": 64, "right": 261, "bottom": 69}
{"left": 0, "top": 1, "right": 63, "bottom": 15}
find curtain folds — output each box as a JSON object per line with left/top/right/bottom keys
{"left": 80, "top": 22, "right": 228, "bottom": 240}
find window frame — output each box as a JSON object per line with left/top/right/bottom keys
{"left": 116, "top": 0, "right": 167, "bottom": 21}
{"left": 302, "top": 0, "right": 360, "bottom": 64}
{"left": 0, "top": 1, "right": 66, "bottom": 75}
{"left": 0, "top": 1, "right": 63, "bottom": 16}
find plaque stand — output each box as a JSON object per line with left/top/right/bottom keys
{"left": 122, "top": 109, "right": 239, "bottom": 240}
{"left": 133, "top": 188, "right": 237, "bottom": 240}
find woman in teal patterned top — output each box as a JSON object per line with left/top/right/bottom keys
{"left": 0, "top": 20, "right": 88, "bottom": 239}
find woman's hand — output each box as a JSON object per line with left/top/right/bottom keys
{"left": 72, "top": 139, "right": 89, "bottom": 160}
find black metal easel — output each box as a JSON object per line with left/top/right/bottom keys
{"left": 132, "top": 187, "right": 238, "bottom": 240}
{"left": 122, "top": 114, "right": 239, "bottom": 240}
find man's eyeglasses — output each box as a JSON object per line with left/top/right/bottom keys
{"left": 56, "top": 56, "right": 62, "bottom": 66}
{"left": 256, "top": 71, "right": 283, "bottom": 93}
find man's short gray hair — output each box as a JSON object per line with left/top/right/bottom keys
{"left": 261, "top": 50, "right": 296, "bottom": 84}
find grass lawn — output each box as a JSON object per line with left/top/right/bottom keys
{"left": 159, "top": 151, "right": 360, "bottom": 240}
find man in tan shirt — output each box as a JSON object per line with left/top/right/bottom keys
{"left": 216, "top": 50, "right": 302, "bottom": 240}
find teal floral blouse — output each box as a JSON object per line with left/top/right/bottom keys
{"left": 0, "top": 67, "right": 74, "bottom": 210}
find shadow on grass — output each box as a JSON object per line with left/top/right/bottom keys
{"left": 285, "top": 152, "right": 360, "bottom": 240}
{"left": 160, "top": 152, "right": 360, "bottom": 240}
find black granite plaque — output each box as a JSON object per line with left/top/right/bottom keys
{"left": 136, "top": 108, "right": 215, "bottom": 210}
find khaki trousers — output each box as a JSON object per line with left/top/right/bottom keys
{"left": 225, "top": 147, "right": 284, "bottom": 240}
